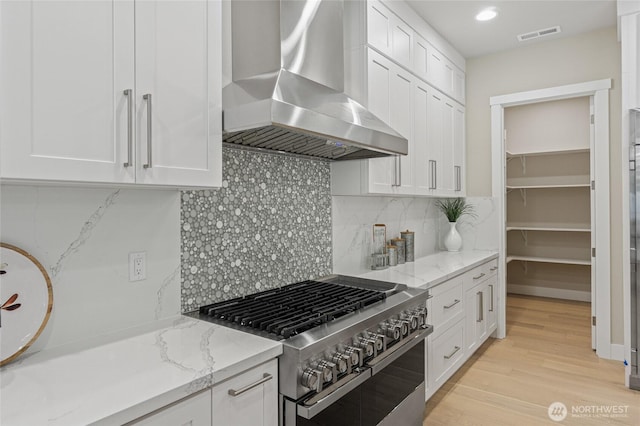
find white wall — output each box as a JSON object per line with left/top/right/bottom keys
{"left": 0, "top": 185, "right": 181, "bottom": 360}
{"left": 466, "top": 27, "right": 623, "bottom": 343}
{"left": 332, "top": 196, "right": 498, "bottom": 275}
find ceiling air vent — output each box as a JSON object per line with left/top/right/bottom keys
{"left": 517, "top": 26, "right": 561, "bottom": 42}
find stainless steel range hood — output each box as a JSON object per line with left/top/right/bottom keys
{"left": 222, "top": 0, "right": 408, "bottom": 161}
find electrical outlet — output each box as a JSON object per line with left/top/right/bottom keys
{"left": 129, "top": 252, "right": 146, "bottom": 282}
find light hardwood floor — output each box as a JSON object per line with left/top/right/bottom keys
{"left": 423, "top": 294, "right": 640, "bottom": 425}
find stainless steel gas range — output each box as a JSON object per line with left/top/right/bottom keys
{"left": 196, "top": 275, "right": 433, "bottom": 426}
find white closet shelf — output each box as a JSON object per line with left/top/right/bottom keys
{"left": 506, "top": 222, "right": 591, "bottom": 232}
{"left": 506, "top": 174, "right": 590, "bottom": 189}
{"left": 506, "top": 148, "right": 590, "bottom": 157}
{"left": 506, "top": 255, "right": 591, "bottom": 266}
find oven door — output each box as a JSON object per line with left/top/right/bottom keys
{"left": 282, "top": 325, "right": 431, "bottom": 426}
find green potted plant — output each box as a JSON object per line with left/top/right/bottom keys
{"left": 436, "top": 198, "right": 476, "bottom": 252}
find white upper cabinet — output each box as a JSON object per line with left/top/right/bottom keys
{"left": 134, "top": 0, "right": 221, "bottom": 187}
{"left": 366, "top": 0, "right": 413, "bottom": 69}
{"left": 364, "top": 49, "right": 412, "bottom": 194}
{"left": 0, "top": 0, "right": 222, "bottom": 188}
{"left": 0, "top": 0, "right": 135, "bottom": 184}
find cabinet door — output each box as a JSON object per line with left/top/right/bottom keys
{"left": 366, "top": 0, "right": 393, "bottom": 57}
{"left": 212, "top": 360, "right": 278, "bottom": 426}
{"left": 390, "top": 16, "right": 413, "bottom": 69}
{"left": 453, "top": 105, "right": 465, "bottom": 194}
{"left": 426, "top": 91, "right": 444, "bottom": 194}
{"left": 486, "top": 276, "right": 497, "bottom": 333}
{"left": 440, "top": 99, "right": 456, "bottom": 194}
{"left": 464, "top": 284, "right": 487, "bottom": 353}
{"left": 413, "top": 82, "right": 431, "bottom": 195}
{"left": 135, "top": 0, "right": 222, "bottom": 188}
{"left": 454, "top": 69, "right": 466, "bottom": 104}
{"left": 132, "top": 390, "right": 212, "bottom": 426}
{"left": 366, "top": 49, "right": 399, "bottom": 193}
{"left": 391, "top": 69, "right": 414, "bottom": 194}
{"left": 412, "top": 35, "right": 431, "bottom": 82}
{"left": 0, "top": 0, "right": 135, "bottom": 183}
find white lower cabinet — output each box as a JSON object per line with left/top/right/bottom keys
{"left": 425, "top": 259, "right": 498, "bottom": 400}
{"left": 130, "top": 390, "right": 212, "bottom": 426}
{"left": 212, "top": 359, "right": 278, "bottom": 426}
{"left": 129, "top": 359, "right": 277, "bottom": 426}
{"left": 427, "top": 318, "right": 465, "bottom": 398}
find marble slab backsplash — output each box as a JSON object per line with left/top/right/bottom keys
{"left": 332, "top": 196, "right": 498, "bottom": 275}
{"left": 0, "top": 185, "right": 181, "bottom": 359}
{"left": 180, "top": 147, "right": 332, "bottom": 313}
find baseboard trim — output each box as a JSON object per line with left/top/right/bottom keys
{"left": 610, "top": 343, "right": 625, "bottom": 362}
{"left": 507, "top": 284, "right": 591, "bottom": 302}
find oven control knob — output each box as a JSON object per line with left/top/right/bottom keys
{"left": 398, "top": 319, "right": 410, "bottom": 336}
{"left": 301, "top": 368, "right": 322, "bottom": 392}
{"left": 390, "top": 319, "right": 409, "bottom": 337}
{"left": 369, "top": 333, "right": 385, "bottom": 352}
{"left": 401, "top": 312, "right": 419, "bottom": 331}
{"left": 412, "top": 307, "right": 427, "bottom": 327}
{"left": 357, "top": 337, "right": 375, "bottom": 358}
{"left": 331, "top": 353, "right": 350, "bottom": 374}
{"left": 382, "top": 322, "right": 402, "bottom": 340}
{"left": 317, "top": 360, "right": 336, "bottom": 383}
{"left": 344, "top": 346, "right": 363, "bottom": 367}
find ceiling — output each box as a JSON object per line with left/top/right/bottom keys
{"left": 405, "top": 0, "right": 618, "bottom": 58}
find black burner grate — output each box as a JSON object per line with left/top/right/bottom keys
{"left": 199, "top": 280, "right": 387, "bottom": 339}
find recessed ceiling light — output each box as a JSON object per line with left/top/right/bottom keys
{"left": 476, "top": 7, "right": 498, "bottom": 21}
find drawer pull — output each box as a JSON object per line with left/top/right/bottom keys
{"left": 473, "top": 272, "right": 486, "bottom": 280}
{"left": 443, "top": 299, "right": 461, "bottom": 309}
{"left": 228, "top": 373, "right": 272, "bottom": 397}
{"left": 490, "top": 266, "right": 498, "bottom": 272}
{"left": 444, "top": 346, "right": 461, "bottom": 360}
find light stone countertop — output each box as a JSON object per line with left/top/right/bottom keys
{"left": 359, "top": 250, "right": 499, "bottom": 289}
{"left": 0, "top": 317, "right": 282, "bottom": 426}
{"left": 0, "top": 250, "right": 496, "bottom": 426}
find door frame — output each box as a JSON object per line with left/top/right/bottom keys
{"left": 490, "top": 79, "right": 612, "bottom": 358}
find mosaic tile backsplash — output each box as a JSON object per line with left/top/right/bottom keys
{"left": 180, "top": 147, "right": 332, "bottom": 313}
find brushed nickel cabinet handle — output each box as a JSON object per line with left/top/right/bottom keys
{"left": 444, "top": 346, "right": 461, "bottom": 360}
{"left": 473, "top": 273, "right": 486, "bottom": 280}
{"left": 393, "top": 155, "right": 401, "bottom": 187}
{"left": 477, "top": 291, "right": 484, "bottom": 322}
{"left": 123, "top": 89, "right": 133, "bottom": 167}
{"left": 429, "top": 160, "right": 436, "bottom": 190}
{"left": 228, "top": 373, "right": 272, "bottom": 397}
{"left": 443, "top": 299, "right": 460, "bottom": 309}
{"left": 490, "top": 266, "right": 498, "bottom": 271}
{"left": 143, "top": 93, "right": 152, "bottom": 169}
{"left": 489, "top": 284, "right": 494, "bottom": 312}
{"left": 455, "top": 165, "right": 461, "bottom": 191}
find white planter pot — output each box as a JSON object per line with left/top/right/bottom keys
{"left": 444, "top": 221, "right": 462, "bottom": 252}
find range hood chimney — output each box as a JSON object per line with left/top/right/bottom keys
{"left": 222, "top": 0, "right": 408, "bottom": 161}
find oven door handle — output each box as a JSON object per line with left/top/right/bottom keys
{"left": 296, "top": 369, "right": 372, "bottom": 419}
{"left": 367, "top": 324, "right": 433, "bottom": 375}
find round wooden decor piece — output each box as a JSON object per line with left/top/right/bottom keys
{"left": 0, "top": 243, "right": 53, "bottom": 366}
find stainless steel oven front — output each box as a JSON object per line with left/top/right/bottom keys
{"left": 281, "top": 324, "right": 430, "bottom": 426}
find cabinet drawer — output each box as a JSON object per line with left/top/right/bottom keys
{"left": 430, "top": 277, "right": 464, "bottom": 332}
{"left": 212, "top": 359, "right": 278, "bottom": 426}
{"left": 464, "top": 259, "right": 498, "bottom": 291}
{"left": 429, "top": 319, "right": 465, "bottom": 389}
